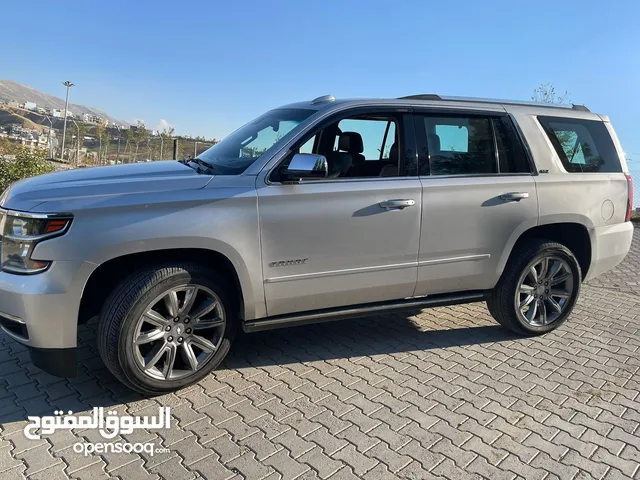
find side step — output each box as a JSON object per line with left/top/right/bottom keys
{"left": 243, "top": 291, "right": 488, "bottom": 333}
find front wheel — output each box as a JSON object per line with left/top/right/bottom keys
{"left": 488, "top": 239, "right": 582, "bottom": 335}
{"left": 97, "top": 263, "right": 236, "bottom": 395}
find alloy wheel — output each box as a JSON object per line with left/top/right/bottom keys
{"left": 515, "top": 255, "right": 574, "bottom": 327}
{"left": 132, "top": 284, "right": 226, "bottom": 381}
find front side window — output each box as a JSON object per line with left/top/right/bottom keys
{"left": 283, "top": 113, "right": 405, "bottom": 179}
{"left": 423, "top": 116, "right": 496, "bottom": 175}
{"left": 538, "top": 116, "right": 622, "bottom": 173}
{"left": 197, "top": 108, "right": 315, "bottom": 175}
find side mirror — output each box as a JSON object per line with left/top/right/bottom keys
{"left": 284, "top": 153, "right": 328, "bottom": 181}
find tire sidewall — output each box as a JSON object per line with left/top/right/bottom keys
{"left": 116, "top": 268, "right": 235, "bottom": 393}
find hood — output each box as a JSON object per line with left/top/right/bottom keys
{"left": 1, "top": 161, "right": 212, "bottom": 212}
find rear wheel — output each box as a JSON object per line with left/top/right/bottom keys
{"left": 488, "top": 239, "right": 581, "bottom": 335}
{"left": 97, "top": 263, "right": 236, "bottom": 395}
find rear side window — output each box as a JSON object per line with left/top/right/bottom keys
{"left": 538, "top": 116, "right": 621, "bottom": 173}
{"left": 423, "top": 116, "right": 496, "bottom": 175}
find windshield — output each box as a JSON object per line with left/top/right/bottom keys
{"left": 197, "top": 108, "right": 316, "bottom": 174}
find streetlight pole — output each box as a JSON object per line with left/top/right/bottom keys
{"left": 194, "top": 141, "right": 198, "bottom": 158}
{"left": 159, "top": 133, "right": 164, "bottom": 160}
{"left": 60, "top": 81, "right": 74, "bottom": 161}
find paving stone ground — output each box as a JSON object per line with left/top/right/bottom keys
{"left": 1, "top": 228, "right": 639, "bottom": 480}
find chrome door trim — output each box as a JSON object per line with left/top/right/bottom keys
{"left": 417, "top": 254, "right": 490, "bottom": 267}
{"left": 264, "top": 261, "right": 417, "bottom": 284}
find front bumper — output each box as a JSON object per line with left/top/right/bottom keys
{"left": 0, "top": 260, "right": 95, "bottom": 376}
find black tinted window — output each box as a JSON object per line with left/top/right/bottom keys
{"left": 424, "top": 116, "right": 496, "bottom": 175}
{"left": 538, "top": 116, "right": 622, "bottom": 173}
{"left": 493, "top": 117, "right": 531, "bottom": 173}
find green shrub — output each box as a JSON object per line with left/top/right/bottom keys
{"left": 0, "top": 147, "right": 55, "bottom": 191}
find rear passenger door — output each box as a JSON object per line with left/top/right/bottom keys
{"left": 413, "top": 110, "right": 539, "bottom": 295}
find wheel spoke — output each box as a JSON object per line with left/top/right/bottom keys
{"left": 539, "top": 299, "right": 548, "bottom": 325}
{"left": 144, "top": 342, "right": 167, "bottom": 370}
{"left": 546, "top": 296, "right": 562, "bottom": 313}
{"left": 164, "top": 290, "right": 180, "bottom": 318}
{"left": 525, "top": 299, "right": 538, "bottom": 322}
{"left": 162, "top": 344, "right": 177, "bottom": 379}
{"left": 194, "top": 317, "right": 225, "bottom": 330}
{"left": 538, "top": 258, "right": 549, "bottom": 280}
{"left": 527, "top": 266, "right": 538, "bottom": 284}
{"left": 135, "top": 328, "right": 165, "bottom": 345}
{"left": 519, "top": 294, "right": 535, "bottom": 309}
{"left": 547, "top": 260, "right": 562, "bottom": 282}
{"left": 190, "top": 334, "right": 217, "bottom": 352}
{"left": 519, "top": 284, "right": 535, "bottom": 295}
{"left": 144, "top": 309, "right": 168, "bottom": 327}
{"left": 550, "top": 271, "right": 571, "bottom": 286}
{"left": 550, "top": 288, "right": 571, "bottom": 299}
{"left": 180, "top": 286, "right": 198, "bottom": 315}
{"left": 191, "top": 298, "right": 218, "bottom": 321}
{"left": 182, "top": 342, "right": 199, "bottom": 370}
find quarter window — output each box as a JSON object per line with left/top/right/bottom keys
{"left": 538, "top": 116, "right": 622, "bottom": 173}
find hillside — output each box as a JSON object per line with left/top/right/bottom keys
{"left": 0, "top": 80, "right": 128, "bottom": 126}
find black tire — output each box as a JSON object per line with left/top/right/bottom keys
{"left": 97, "top": 263, "right": 237, "bottom": 395}
{"left": 487, "top": 239, "right": 581, "bottom": 335}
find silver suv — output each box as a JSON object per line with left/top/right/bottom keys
{"left": 0, "top": 94, "right": 634, "bottom": 394}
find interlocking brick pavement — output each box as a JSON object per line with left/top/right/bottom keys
{"left": 1, "top": 227, "right": 639, "bottom": 479}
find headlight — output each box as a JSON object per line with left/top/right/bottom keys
{"left": 0, "top": 210, "right": 73, "bottom": 274}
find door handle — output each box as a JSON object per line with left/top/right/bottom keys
{"left": 379, "top": 199, "right": 416, "bottom": 209}
{"left": 500, "top": 192, "right": 529, "bottom": 202}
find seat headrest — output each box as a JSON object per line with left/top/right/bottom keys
{"left": 328, "top": 152, "right": 353, "bottom": 176}
{"left": 388, "top": 142, "right": 398, "bottom": 163}
{"left": 427, "top": 134, "right": 441, "bottom": 154}
{"left": 338, "top": 132, "right": 364, "bottom": 154}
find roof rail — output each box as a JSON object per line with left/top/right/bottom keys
{"left": 398, "top": 94, "right": 590, "bottom": 112}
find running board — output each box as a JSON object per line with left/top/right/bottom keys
{"left": 243, "top": 291, "right": 488, "bottom": 333}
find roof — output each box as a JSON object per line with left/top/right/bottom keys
{"left": 281, "top": 94, "right": 603, "bottom": 119}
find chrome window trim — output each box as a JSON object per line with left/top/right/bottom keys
{"left": 419, "top": 173, "right": 534, "bottom": 180}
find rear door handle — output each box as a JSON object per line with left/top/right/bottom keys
{"left": 500, "top": 192, "right": 529, "bottom": 202}
{"left": 379, "top": 199, "right": 416, "bottom": 209}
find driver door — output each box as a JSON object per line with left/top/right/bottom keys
{"left": 257, "top": 109, "right": 422, "bottom": 317}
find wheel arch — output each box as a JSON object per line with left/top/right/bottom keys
{"left": 498, "top": 221, "right": 592, "bottom": 282}
{"left": 79, "top": 246, "right": 257, "bottom": 326}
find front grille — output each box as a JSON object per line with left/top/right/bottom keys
{"left": 0, "top": 314, "right": 29, "bottom": 339}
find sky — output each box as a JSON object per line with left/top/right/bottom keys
{"left": 2, "top": 0, "right": 640, "bottom": 159}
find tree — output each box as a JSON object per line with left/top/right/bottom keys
{"left": 0, "top": 147, "right": 55, "bottom": 191}
{"left": 125, "top": 128, "right": 134, "bottom": 162}
{"left": 95, "top": 124, "right": 106, "bottom": 164}
{"left": 160, "top": 126, "right": 175, "bottom": 160}
{"left": 532, "top": 83, "right": 570, "bottom": 105}
{"left": 133, "top": 120, "right": 148, "bottom": 161}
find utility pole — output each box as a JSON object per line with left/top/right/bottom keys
{"left": 159, "top": 133, "right": 164, "bottom": 160}
{"left": 60, "top": 81, "right": 74, "bottom": 161}
{"left": 194, "top": 141, "right": 198, "bottom": 158}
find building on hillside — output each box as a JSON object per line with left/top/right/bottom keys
{"left": 8, "top": 101, "right": 20, "bottom": 108}
{"left": 52, "top": 109, "right": 61, "bottom": 118}
{"left": 24, "top": 102, "right": 37, "bottom": 111}
{"left": 36, "top": 107, "right": 47, "bottom": 115}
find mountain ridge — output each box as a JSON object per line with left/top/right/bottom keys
{"left": 0, "top": 80, "right": 129, "bottom": 127}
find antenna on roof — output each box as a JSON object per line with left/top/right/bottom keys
{"left": 311, "top": 94, "right": 335, "bottom": 105}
